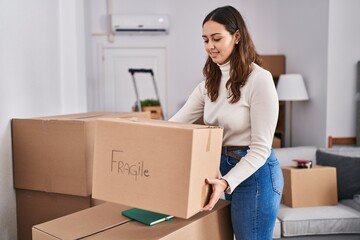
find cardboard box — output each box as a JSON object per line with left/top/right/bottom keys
{"left": 16, "top": 189, "right": 92, "bottom": 240}
{"left": 281, "top": 166, "right": 338, "bottom": 207}
{"left": 32, "top": 199, "right": 233, "bottom": 240}
{"left": 12, "top": 112, "right": 150, "bottom": 196}
{"left": 92, "top": 118, "right": 223, "bottom": 219}
{"left": 142, "top": 106, "right": 162, "bottom": 119}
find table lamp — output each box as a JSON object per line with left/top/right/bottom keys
{"left": 276, "top": 74, "right": 309, "bottom": 146}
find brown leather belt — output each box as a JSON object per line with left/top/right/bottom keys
{"left": 221, "top": 146, "right": 248, "bottom": 161}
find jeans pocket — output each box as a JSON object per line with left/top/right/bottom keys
{"left": 226, "top": 156, "right": 238, "bottom": 166}
{"left": 268, "top": 160, "right": 284, "bottom": 196}
{"left": 220, "top": 154, "right": 238, "bottom": 176}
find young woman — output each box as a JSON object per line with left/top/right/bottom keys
{"left": 169, "top": 5, "right": 283, "bottom": 239}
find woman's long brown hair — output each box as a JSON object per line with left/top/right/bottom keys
{"left": 202, "top": 6, "right": 262, "bottom": 103}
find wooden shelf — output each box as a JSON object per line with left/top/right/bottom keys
{"left": 261, "top": 55, "right": 286, "bottom": 147}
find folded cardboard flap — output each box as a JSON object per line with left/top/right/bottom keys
{"left": 32, "top": 202, "right": 132, "bottom": 240}
{"left": 33, "top": 112, "right": 112, "bottom": 120}
{"left": 98, "top": 117, "right": 222, "bottom": 130}
{"left": 34, "top": 112, "right": 150, "bottom": 120}
{"left": 96, "top": 117, "right": 221, "bottom": 154}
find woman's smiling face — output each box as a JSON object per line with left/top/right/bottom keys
{"left": 202, "top": 20, "right": 238, "bottom": 65}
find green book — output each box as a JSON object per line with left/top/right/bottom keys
{"left": 122, "top": 208, "right": 174, "bottom": 226}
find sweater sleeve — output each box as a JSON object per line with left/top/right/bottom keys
{"left": 222, "top": 71, "right": 279, "bottom": 194}
{"left": 168, "top": 82, "right": 205, "bottom": 123}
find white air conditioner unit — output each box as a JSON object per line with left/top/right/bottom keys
{"left": 111, "top": 14, "right": 170, "bottom": 34}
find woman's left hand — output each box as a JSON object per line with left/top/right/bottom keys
{"left": 202, "top": 178, "right": 228, "bottom": 211}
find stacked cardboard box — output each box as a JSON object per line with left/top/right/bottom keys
{"left": 14, "top": 113, "right": 228, "bottom": 239}
{"left": 12, "top": 112, "right": 150, "bottom": 240}
{"left": 32, "top": 200, "right": 233, "bottom": 240}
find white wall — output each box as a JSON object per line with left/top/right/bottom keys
{"left": 89, "top": 0, "right": 360, "bottom": 147}
{"left": 60, "top": 0, "right": 88, "bottom": 112}
{"left": 87, "top": 0, "right": 360, "bottom": 147}
{"left": 277, "top": 0, "right": 360, "bottom": 147}
{"left": 278, "top": 0, "right": 330, "bottom": 147}
{"left": 327, "top": 0, "right": 360, "bottom": 138}
{"left": 0, "top": 1, "right": 87, "bottom": 239}
{"left": 86, "top": 0, "right": 281, "bottom": 116}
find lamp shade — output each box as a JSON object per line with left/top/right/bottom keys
{"left": 276, "top": 74, "right": 309, "bottom": 101}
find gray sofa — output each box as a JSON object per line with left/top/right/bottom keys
{"left": 273, "top": 146, "right": 360, "bottom": 239}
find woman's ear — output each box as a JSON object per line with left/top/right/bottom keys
{"left": 235, "top": 30, "right": 241, "bottom": 44}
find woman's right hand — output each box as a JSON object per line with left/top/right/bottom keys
{"left": 202, "top": 178, "right": 228, "bottom": 211}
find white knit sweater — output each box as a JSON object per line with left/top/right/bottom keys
{"left": 169, "top": 62, "right": 279, "bottom": 193}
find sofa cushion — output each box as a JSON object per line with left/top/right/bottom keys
{"left": 316, "top": 149, "right": 360, "bottom": 200}
{"left": 274, "top": 146, "right": 317, "bottom": 167}
{"left": 277, "top": 203, "right": 360, "bottom": 237}
{"left": 273, "top": 218, "right": 281, "bottom": 239}
{"left": 319, "top": 147, "right": 360, "bottom": 157}
{"left": 340, "top": 199, "right": 360, "bottom": 212}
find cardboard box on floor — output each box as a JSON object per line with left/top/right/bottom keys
{"left": 92, "top": 118, "right": 223, "bottom": 219}
{"left": 32, "top": 199, "right": 233, "bottom": 240}
{"left": 12, "top": 112, "right": 150, "bottom": 196}
{"left": 281, "top": 166, "right": 338, "bottom": 207}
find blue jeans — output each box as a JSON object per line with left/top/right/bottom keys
{"left": 220, "top": 148, "right": 283, "bottom": 240}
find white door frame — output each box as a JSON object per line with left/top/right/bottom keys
{"left": 100, "top": 45, "right": 167, "bottom": 118}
